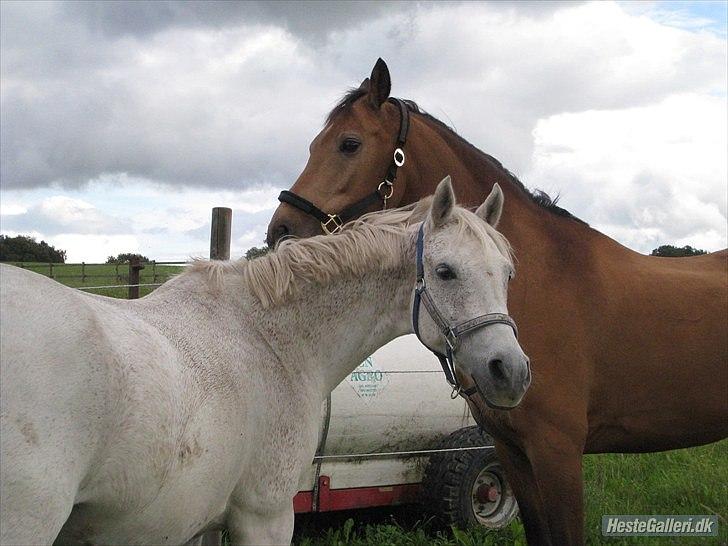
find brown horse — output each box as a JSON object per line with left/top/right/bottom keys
{"left": 266, "top": 59, "right": 728, "bottom": 545}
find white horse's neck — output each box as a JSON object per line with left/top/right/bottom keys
{"left": 243, "top": 241, "right": 416, "bottom": 396}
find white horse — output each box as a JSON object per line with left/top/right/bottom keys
{"left": 0, "top": 177, "right": 530, "bottom": 545}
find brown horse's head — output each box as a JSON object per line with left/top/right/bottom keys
{"left": 267, "top": 58, "right": 411, "bottom": 246}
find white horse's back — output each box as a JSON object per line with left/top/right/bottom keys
{"left": 1, "top": 265, "right": 115, "bottom": 542}
{"left": 0, "top": 265, "right": 269, "bottom": 544}
{"left": 1, "top": 266, "right": 204, "bottom": 543}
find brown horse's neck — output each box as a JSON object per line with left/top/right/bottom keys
{"left": 399, "top": 110, "right": 605, "bottom": 262}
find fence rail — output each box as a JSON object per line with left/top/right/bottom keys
{"left": 3, "top": 209, "right": 232, "bottom": 308}
{"left": 2, "top": 261, "right": 190, "bottom": 298}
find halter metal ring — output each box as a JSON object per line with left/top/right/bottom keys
{"left": 321, "top": 214, "right": 343, "bottom": 235}
{"left": 393, "top": 148, "right": 405, "bottom": 167}
{"left": 377, "top": 180, "right": 395, "bottom": 200}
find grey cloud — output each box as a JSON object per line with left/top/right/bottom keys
{"left": 62, "top": 1, "right": 573, "bottom": 41}
{"left": 1, "top": 0, "right": 723, "bottom": 197}
{"left": 62, "top": 0, "right": 411, "bottom": 40}
{"left": 0, "top": 201, "right": 131, "bottom": 236}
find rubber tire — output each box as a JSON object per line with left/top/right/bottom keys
{"left": 421, "top": 426, "right": 518, "bottom": 529}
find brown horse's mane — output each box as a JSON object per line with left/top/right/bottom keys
{"left": 327, "top": 88, "right": 585, "bottom": 224}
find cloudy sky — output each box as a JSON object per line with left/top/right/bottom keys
{"left": 1, "top": 0, "right": 726, "bottom": 262}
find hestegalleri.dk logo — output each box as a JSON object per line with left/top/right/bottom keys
{"left": 602, "top": 515, "right": 718, "bottom": 536}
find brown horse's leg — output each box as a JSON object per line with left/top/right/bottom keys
{"left": 495, "top": 440, "right": 553, "bottom": 545}
{"left": 526, "top": 431, "right": 585, "bottom": 545}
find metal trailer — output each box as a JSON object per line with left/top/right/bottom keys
{"left": 293, "top": 334, "right": 519, "bottom": 529}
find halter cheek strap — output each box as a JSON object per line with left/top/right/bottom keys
{"left": 411, "top": 223, "right": 519, "bottom": 399}
{"left": 278, "top": 98, "right": 410, "bottom": 235}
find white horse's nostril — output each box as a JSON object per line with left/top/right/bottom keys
{"left": 488, "top": 358, "right": 507, "bottom": 383}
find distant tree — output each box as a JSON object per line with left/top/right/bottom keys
{"left": 106, "top": 252, "right": 150, "bottom": 264}
{"left": 0, "top": 235, "right": 66, "bottom": 263}
{"left": 650, "top": 245, "right": 707, "bottom": 258}
{"left": 245, "top": 246, "right": 270, "bottom": 260}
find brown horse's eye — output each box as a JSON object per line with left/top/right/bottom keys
{"left": 340, "top": 138, "right": 361, "bottom": 154}
{"left": 435, "top": 264, "right": 457, "bottom": 280}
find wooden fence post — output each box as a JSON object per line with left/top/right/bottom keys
{"left": 210, "top": 207, "right": 232, "bottom": 261}
{"left": 127, "top": 258, "right": 145, "bottom": 299}
{"left": 81, "top": 262, "right": 86, "bottom": 282}
{"left": 49, "top": 263, "right": 53, "bottom": 278}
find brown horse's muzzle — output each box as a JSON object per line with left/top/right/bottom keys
{"left": 266, "top": 204, "right": 322, "bottom": 247}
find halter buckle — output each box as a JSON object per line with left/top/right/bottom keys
{"left": 393, "top": 148, "right": 405, "bottom": 167}
{"left": 321, "top": 214, "right": 343, "bottom": 235}
{"left": 450, "top": 385, "right": 462, "bottom": 399}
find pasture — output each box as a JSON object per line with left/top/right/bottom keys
{"left": 292, "top": 442, "right": 727, "bottom": 545}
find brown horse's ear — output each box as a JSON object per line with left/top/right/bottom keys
{"left": 476, "top": 183, "right": 504, "bottom": 227}
{"left": 358, "top": 77, "right": 370, "bottom": 91}
{"left": 429, "top": 176, "right": 455, "bottom": 228}
{"left": 368, "top": 58, "right": 391, "bottom": 109}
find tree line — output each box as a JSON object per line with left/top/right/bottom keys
{"left": 0, "top": 235, "right": 66, "bottom": 263}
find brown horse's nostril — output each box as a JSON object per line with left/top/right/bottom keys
{"left": 489, "top": 358, "right": 506, "bottom": 383}
{"left": 276, "top": 224, "right": 290, "bottom": 239}
{"left": 268, "top": 223, "right": 290, "bottom": 246}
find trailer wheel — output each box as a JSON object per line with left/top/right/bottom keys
{"left": 421, "top": 426, "right": 518, "bottom": 529}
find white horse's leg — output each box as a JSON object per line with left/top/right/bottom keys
{"left": 226, "top": 504, "right": 294, "bottom": 546}
{"left": 0, "top": 469, "right": 74, "bottom": 545}
{"left": 185, "top": 531, "right": 222, "bottom": 546}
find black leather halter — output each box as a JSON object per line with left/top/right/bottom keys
{"left": 412, "top": 223, "right": 519, "bottom": 398}
{"left": 278, "top": 97, "right": 410, "bottom": 235}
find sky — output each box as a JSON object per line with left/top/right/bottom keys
{"left": 1, "top": 0, "right": 726, "bottom": 262}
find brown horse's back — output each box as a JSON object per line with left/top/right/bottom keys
{"left": 585, "top": 245, "right": 727, "bottom": 453}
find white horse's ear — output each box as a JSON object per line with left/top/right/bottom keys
{"left": 476, "top": 183, "right": 504, "bottom": 227}
{"left": 430, "top": 176, "right": 455, "bottom": 228}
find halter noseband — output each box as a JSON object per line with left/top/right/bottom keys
{"left": 412, "top": 223, "right": 519, "bottom": 399}
{"left": 278, "top": 98, "right": 410, "bottom": 235}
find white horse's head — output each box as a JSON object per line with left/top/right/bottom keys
{"left": 414, "top": 176, "right": 530, "bottom": 409}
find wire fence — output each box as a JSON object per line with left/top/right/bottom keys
{"left": 3, "top": 261, "right": 188, "bottom": 299}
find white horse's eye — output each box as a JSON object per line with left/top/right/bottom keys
{"left": 435, "top": 264, "right": 457, "bottom": 280}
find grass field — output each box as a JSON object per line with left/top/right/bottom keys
{"left": 1, "top": 261, "right": 185, "bottom": 298}
{"left": 292, "top": 441, "right": 727, "bottom": 545}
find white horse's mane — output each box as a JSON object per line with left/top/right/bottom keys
{"left": 189, "top": 198, "right": 513, "bottom": 308}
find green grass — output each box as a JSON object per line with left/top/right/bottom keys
{"left": 292, "top": 441, "right": 727, "bottom": 545}
{"left": 2, "top": 261, "right": 184, "bottom": 298}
